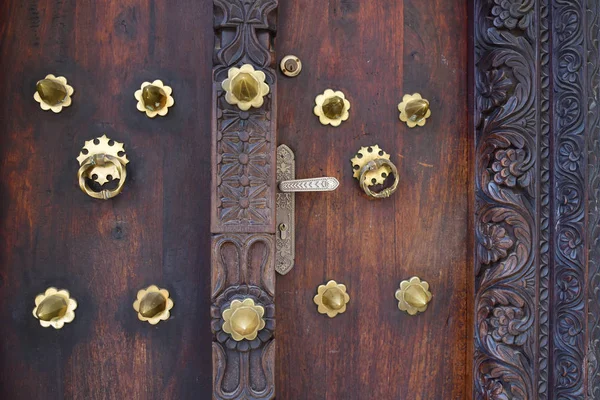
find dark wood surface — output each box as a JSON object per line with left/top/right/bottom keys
{"left": 276, "top": 0, "right": 469, "bottom": 398}
{"left": 0, "top": 1, "right": 214, "bottom": 399}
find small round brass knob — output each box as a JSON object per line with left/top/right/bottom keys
{"left": 314, "top": 89, "right": 351, "bottom": 126}
{"left": 76, "top": 135, "right": 129, "bottom": 200}
{"left": 33, "top": 287, "right": 77, "bottom": 329}
{"left": 222, "top": 298, "right": 266, "bottom": 341}
{"left": 398, "top": 93, "right": 431, "bottom": 128}
{"left": 313, "top": 280, "right": 350, "bottom": 318}
{"left": 133, "top": 285, "right": 174, "bottom": 325}
{"left": 280, "top": 55, "right": 302, "bottom": 77}
{"left": 222, "top": 64, "right": 270, "bottom": 110}
{"left": 395, "top": 277, "right": 432, "bottom": 315}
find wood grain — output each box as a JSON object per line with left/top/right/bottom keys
{"left": 0, "top": 1, "right": 213, "bottom": 399}
{"left": 275, "top": 0, "right": 469, "bottom": 398}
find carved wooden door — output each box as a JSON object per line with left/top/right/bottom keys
{"left": 2, "top": 0, "right": 600, "bottom": 399}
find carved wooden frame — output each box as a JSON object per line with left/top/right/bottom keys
{"left": 211, "top": 0, "right": 277, "bottom": 398}
{"left": 473, "top": 0, "right": 600, "bottom": 398}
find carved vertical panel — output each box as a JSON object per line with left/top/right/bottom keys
{"left": 473, "top": 0, "right": 600, "bottom": 398}
{"left": 587, "top": 0, "right": 600, "bottom": 396}
{"left": 211, "top": 0, "right": 277, "bottom": 398}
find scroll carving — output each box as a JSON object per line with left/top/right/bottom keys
{"left": 211, "top": 0, "right": 277, "bottom": 398}
{"left": 474, "top": 0, "right": 600, "bottom": 398}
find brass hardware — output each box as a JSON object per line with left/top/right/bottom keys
{"left": 222, "top": 298, "right": 266, "bottom": 341}
{"left": 398, "top": 93, "right": 431, "bottom": 127}
{"left": 351, "top": 145, "right": 392, "bottom": 186}
{"left": 76, "top": 135, "right": 129, "bottom": 200}
{"left": 34, "top": 74, "right": 74, "bottom": 113}
{"left": 32, "top": 287, "right": 77, "bottom": 329}
{"left": 276, "top": 145, "right": 339, "bottom": 274}
{"left": 351, "top": 145, "right": 399, "bottom": 199}
{"left": 133, "top": 285, "right": 174, "bottom": 325}
{"left": 313, "top": 89, "right": 350, "bottom": 126}
{"left": 313, "top": 280, "right": 350, "bottom": 318}
{"left": 222, "top": 64, "right": 270, "bottom": 110}
{"left": 395, "top": 277, "right": 432, "bottom": 315}
{"left": 134, "top": 79, "right": 175, "bottom": 118}
{"left": 359, "top": 159, "right": 399, "bottom": 199}
{"left": 280, "top": 55, "right": 302, "bottom": 77}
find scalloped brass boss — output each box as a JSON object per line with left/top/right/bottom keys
{"left": 133, "top": 285, "right": 174, "bottom": 325}
{"left": 313, "top": 280, "right": 350, "bottom": 318}
{"left": 134, "top": 80, "right": 175, "bottom": 118}
{"left": 398, "top": 93, "right": 431, "bottom": 127}
{"left": 222, "top": 64, "right": 270, "bottom": 111}
{"left": 34, "top": 74, "right": 74, "bottom": 113}
{"left": 314, "top": 89, "right": 351, "bottom": 126}
{"left": 222, "top": 298, "right": 266, "bottom": 341}
{"left": 33, "top": 287, "right": 77, "bottom": 329}
{"left": 395, "top": 277, "right": 432, "bottom": 315}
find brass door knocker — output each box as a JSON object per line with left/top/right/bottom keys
{"left": 76, "top": 135, "right": 129, "bottom": 200}
{"left": 351, "top": 145, "right": 399, "bottom": 199}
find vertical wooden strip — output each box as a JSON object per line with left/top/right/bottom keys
{"left": 211, "top": 0, "right": 277, "bottom": 398}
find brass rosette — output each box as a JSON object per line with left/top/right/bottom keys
{"left": 32, "top": 287, "right": 77, "bottom": 329}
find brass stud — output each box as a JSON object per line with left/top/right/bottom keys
{"left": 222, "top": 298, "right": 266, "bottom": 341}
{"left": 34, "top": 74, "right": 74, "bottom": 113}
{"left": 32, "top": 287, "right": 77, "bottom": 329}
{"left": 222, "top": 64, "right": 270, "bottom": 111}
{"left": 76, "top": 135, "right": 129, "bottom": 200}
{"left": 313, "top": 280, "right": 350, "bottom": 318}
{"left": 398, "top": 93, "right": 431, "bottom": 127}
{"left": 280, "top": 55, "right": 302, "bottom": 77}
{"left": 133, "top": 285, "right": 174, "bottom": 325}
{"left": 134, "top": 80, "right": 175, "bottom": 118}
{"left": 314, "top": 89, "right": 351, "bottom": 126}
{"left": 395, "top": 277, "right": 432, "bottom": 315}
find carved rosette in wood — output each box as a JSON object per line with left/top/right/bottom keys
{"left": 473, "top": 0, "right": 600, "bottom": 398}
{"left": 212, "top": 0, "right": 277, "bottom": 398}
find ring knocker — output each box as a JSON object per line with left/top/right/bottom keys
{"left": 351, "top": 145, "right": 399, "bottom": 199}
{"left": 76, "top": 135, "right": 129, "bottom": 200}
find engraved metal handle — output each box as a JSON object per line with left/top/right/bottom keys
{"left": 279, "top": 177, "right": 339, "bottom": 192}
{"left": 276, "top": 145, "right": 339, "bottom": 275}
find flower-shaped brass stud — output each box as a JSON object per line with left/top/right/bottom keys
{"left": 134, "top": 80, "right": 175, "bottom": 118}
{"left": 222, "top": 298, "right": 266, "bottom": 341}
{"left": 133, "top": 285, "right": 174, "bottom": 325}
{"left": 314, "top": 89, "right": 351, "bottom": 126}
{"left": 32, "top": 287, "right": 77, "bottom": 329}
{"left": 313, "top": 280, "right": 350, "bottom": 318}
{"left": 395, "top": 277, "right": 432, "bottom": 315}
{"left": 222, "top": 64, "right": 270, "bottom": 111}
{"left": 34, "top": 74, "right": 74, "bottom": 113}
{"left": 398, "top": 93, "right": 431, "bottom": 128}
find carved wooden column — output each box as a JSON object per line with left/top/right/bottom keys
{"left": 473, "top": 0, "right": 600, "bottom": 398}
{"left": 211, "top": 0, "right": 277, "bottom": 398}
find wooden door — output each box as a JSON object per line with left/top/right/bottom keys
{"left": 0, "top": 1, "right": 214, "bottom": 398}
{"left": 3, "top": 0, "right": 600, "bottom": 399}
{"left": 275, "top": 0, "right": 469, "bottom": 399}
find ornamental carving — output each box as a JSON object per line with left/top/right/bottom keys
{"left": 474, "top": 0, "right": 599, "bottom": 398}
